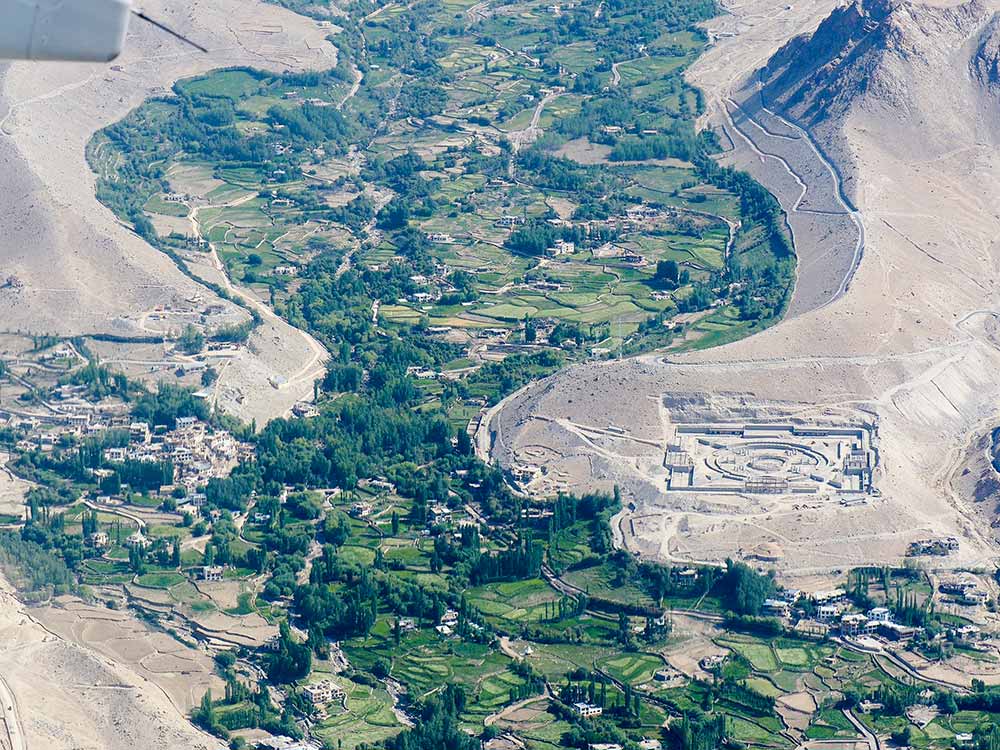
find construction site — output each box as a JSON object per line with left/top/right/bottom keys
{"left": 664, "top": 422, "right": 877, "bottom": 498}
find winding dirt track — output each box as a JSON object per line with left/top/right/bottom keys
{"left": 0, "top": 672, "right": 25, "bottom": 750}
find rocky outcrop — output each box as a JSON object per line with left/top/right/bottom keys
{"left": 972, "top": 13, "right": 1000, "bottom": 90}
{"left": 748, "top": 0, "right": 1000, "bottom": 200}
{"left": 760, "top": 0, "right": 996, "bottom": 127}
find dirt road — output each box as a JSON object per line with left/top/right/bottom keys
{"left": 190, "top": 199, "right": 329, "bottom": 398}
{"left": 0, "top": 672, "right": 25, "bottom": 750}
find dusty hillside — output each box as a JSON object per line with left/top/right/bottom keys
{"left": 759, "top": 0, "right": 1000, "bottom": 195}
{"left": 487, "top": 0, "right": 1000, "bottom": 577}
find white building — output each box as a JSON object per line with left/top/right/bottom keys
{"left": 867, "top": 607, "right": 891, "bottom": 622}
{"left": 302, "top": 680, "right": 346, "bottom": 706}
{"left": 129, "top": 422, "right": 150, "bottom": 443}
{"left": 104, "top": 447, "right": 127, "bottom": 462}
{"left": 839, "top": 613, "right": 873, "bottom": 635}
{"left": 550, "top": 239, "right": 575, "bottom": 255}
{"left": 811, "top": 589, "right": 846, "bottom": 604}
{"left": 817, "top": 604, "right": 840, "bottom": 621}
{"left": 762, "top": 598, "right": 790, "bottom": 617}
{"left": 573, "top": 702, "right": 603, "bottom": 718}
{"left": 202, "top": 565, "right": 225, "bottom": 582}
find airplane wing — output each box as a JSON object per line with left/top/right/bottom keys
{"left": 0, "top": 0, "right": 132, "bottom": 62}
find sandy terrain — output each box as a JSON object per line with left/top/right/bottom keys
{"left": 0, "top": 581, "right": 223, "bottom": 750}
{"left": 0, "top": 454, "right": 30, "bottom": 521}
{"left": 483, "top": 0, "right": 1000, "bottom": 579}
{"left": 0, "top": 0, "right": 335, "bottom": 424}
{"left": 34, "top": 597, "right": 224, "bottom": 711}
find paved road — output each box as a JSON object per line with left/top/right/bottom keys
{"left": 841, "top": 707, "right": 879, "bottom": 750}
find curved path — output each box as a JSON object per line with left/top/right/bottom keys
{"left": 189, "top": 200, "right": 330, "bottom": 397}
{"left": 841, "top": 708, "right": 880, "bottom": 750}
{"left": 721, "top": 91, "right": 863, "bottom": 317}
{"left": 0, "top": 672, "right": 25, "bottom": 750}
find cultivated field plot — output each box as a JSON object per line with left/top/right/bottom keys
{"left": 91, "top": 0, "right": 795, "bottom": 393}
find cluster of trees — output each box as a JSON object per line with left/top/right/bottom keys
{"left": 268, "top": 102, "right": 354, "bottom": 145}
{"left": 547, "top": 491, "right": 620, "bottom": 566}
{"left": 60, "top": 361, "right": 135, "bottom": 400}
{"left": 508, "top": 660, "right": 546, "bottom": 703}
{"left": 718, "top": 678, "right": 775, "bottom": 716}
{"left": 383, "top": 685, "right": 478, "bottom": 750}
{"left": 131, "top": 383, "right": 210, "bottom": 428}
{"left": 610, "top": 131, "right": 700, "bottom": 162}
{"left": 715, "top": 559, "right": 776, "bottom": 616}
{"left": 0, "top": 531, "right": 75, "bottom": 598}
{"left": 104, "top": 459, "right": 175, "bottom": 494}
{"left": 264, "top": 620, "right": 312, "bottom": 683}
{"left": 664, "top": 712, "right": 727, "bottom": 750}
{"left": 439, "top": 529, "right": 545, "bottom": 585}
{"left": 468, "top": 350, "right": 564, "bottom": 405}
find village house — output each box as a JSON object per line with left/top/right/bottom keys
{"left": 955, "top": 625, "right": 981, "bottom": 642}
{"left": 762, "top": 599, "right": 790, "bottom": 618}
{"left": 104, "top": 447, "right": 127, "bottom": 462}
{"left": 302, "top": 680, "right": 346, "bottom": 707}
{"left": 426, "top": 232, "right": 454, "bottom": 244}
{"left": 699, "top": 655, "right": 725, "bottom": 670}
{"left": 88, "top": 532, "right": 109, "bottom": 548}
{"left": 811, "top": 589, "right": 846, "bottom": 605}
{"left": 550, "top": 239, "right": 575, "bottom": 256}
{"left": 349, "top": 501, "right": 373, "bottom": 518}
{"left": 429, "top": 504, "right": 453, "bottom": 524}
{"left": 129, "top": 422, "right": 150, "bottom": 444}
{"left": 878, "top": 621, "right": 917, "bottom": 641}
{"left": 573, "top": 702, "right": 603, "bottom": 718}
{"left": 962, "top": 588, "right": 988, "bottom": 606}
{"left": 839, "top": 613, "right": 876, "bottom": 636}
{"left": 202, "top": 565, "right": 225, "bottom": 582}
{"left": 365, "top": 478, "right": 396, "bottom": 493}
{"left": 495, "top": 215, "right": 525, "bottom": 228}
{"left": 817, "top": 604, "right": 841, "bottom": 622}
{"left": 126, "top": 531, "right": 150, "bottom": 549}
{"left": 868, "top": 606, "right": 891, "bottom": 622}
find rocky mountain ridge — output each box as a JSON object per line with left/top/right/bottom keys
{"left": 759, "top": 0, "right": 1000, "bottom": 126}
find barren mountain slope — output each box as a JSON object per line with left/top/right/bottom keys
{"left": 759, "top": 0, "right": 1000, "bottom": 195}
{"left": 485, "top": 0, "right": 1000, "bottom": 577}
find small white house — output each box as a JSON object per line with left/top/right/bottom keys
{"left": 573, "top": 702, "right": 603, "bottom": 718}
